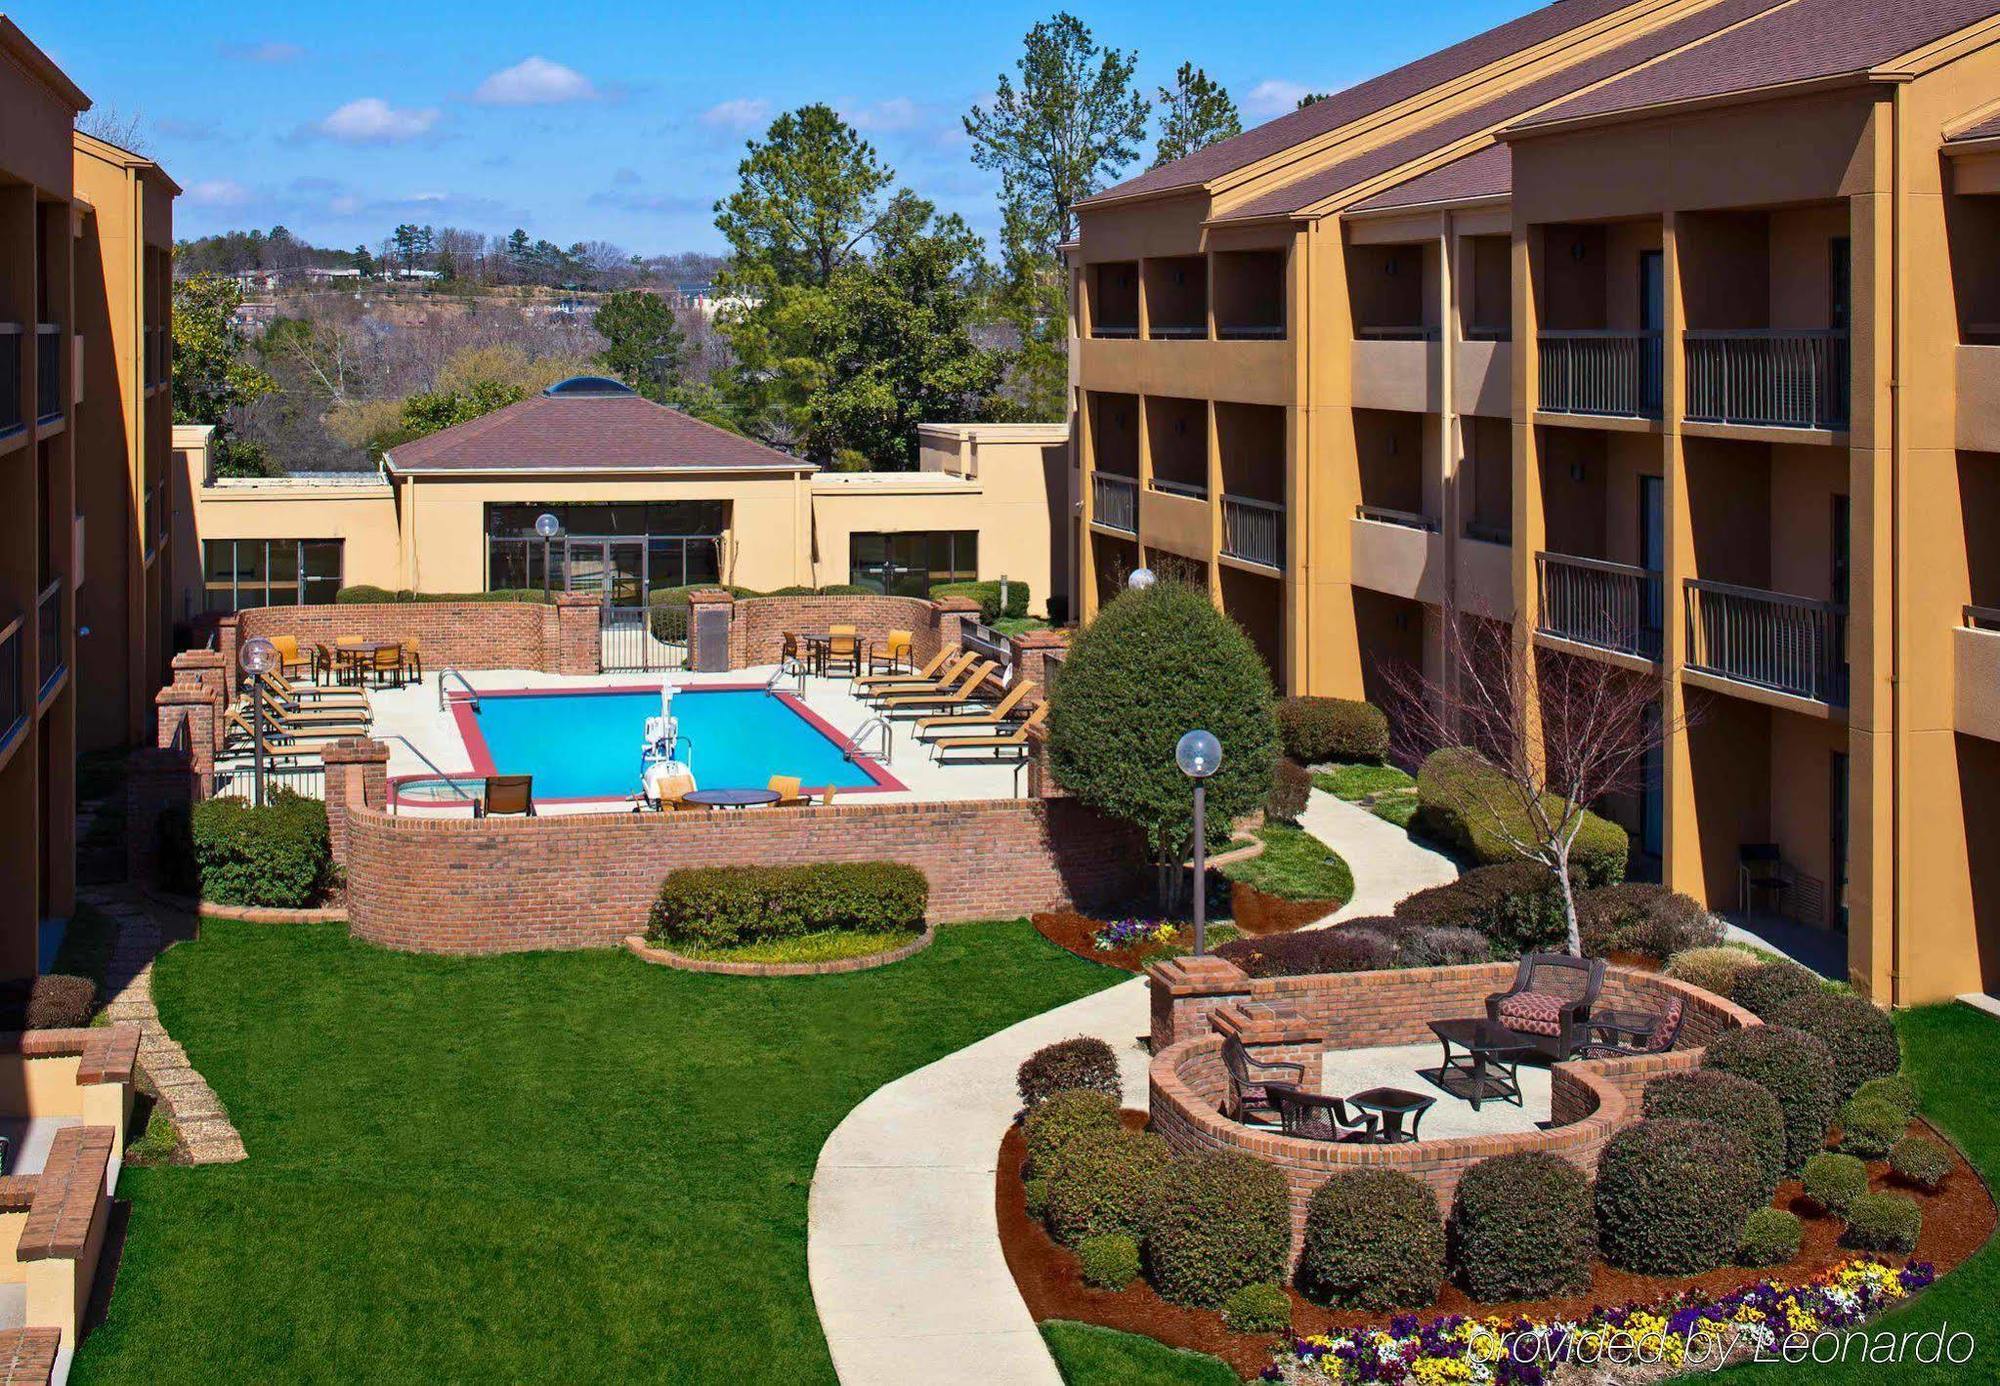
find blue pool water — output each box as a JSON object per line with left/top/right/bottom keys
{"left": 466, "top": 688, "right": 883, "bottom": 800}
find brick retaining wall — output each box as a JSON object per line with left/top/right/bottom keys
{"left": 724, "top": 593, "right": 977, "bottom": 671}
{"left": 225, "top": 598, "right": 600, "bottom": 696}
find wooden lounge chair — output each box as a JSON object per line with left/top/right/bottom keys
{"left": 880, "top": 660, "right": 997, "bottom": 718}
{"left": 914, "top": 681, "right": 1035, "bottom": 741}
{"left": 261, "top": 698, "right": 371, "bottom": 731}
{"left": 479, "top": 775, "right": 536, "bottom": 818}
{"left": 854, "top": 646, "right": 950, "bottom": 692}
{"left": 858, "top": 650, "right": 972, "bottom": 700}
{"left": 257, "top": 671, "right": 367, "bottom": 706}
{"left": 932, "top": 703, "right": 1046, "bottom": 761}
{"left": 768, "top": 775, "right": 806, "bottom": 807}
{"left": 224, "top": 710, "right": 364, "bottom": 751}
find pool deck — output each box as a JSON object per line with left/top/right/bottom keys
{"left": 362, "top": 667, "right": 1031, "bottom": 813}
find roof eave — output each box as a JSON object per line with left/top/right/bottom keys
{"left": 382, "top": 462, "right": 816, "bottom": 478}
{"left": 1344, "top": 190, "right": 1512, "bottom": 222}
{"left": 0, "top": 18, "right": 90, "bottom": 113}
{"left": 1946, "top": 132, "right": 2000, "bottom": 156}
{"left": 1500, "top": 71, "right": 1889, "bottom": 144}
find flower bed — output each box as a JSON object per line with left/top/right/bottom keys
{"left": 1032, "top": 912, "right": 1242, "bottom": 974}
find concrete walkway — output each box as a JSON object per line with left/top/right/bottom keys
{"left": 808, "top": 975, "right": 1150, "bottom": 1386}
{"left": 1297, "top": 788, "right": 1459, "bottom": 923}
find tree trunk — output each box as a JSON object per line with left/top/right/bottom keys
{"left": 1554, "top": 853, "right": 1582, "bottom": 957}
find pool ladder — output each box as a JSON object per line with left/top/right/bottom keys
{"left": 437, "top": 668, "right": 481, "bottom": 711}
{"left": 845, "top": 716, "right": 892, "bottom": 766}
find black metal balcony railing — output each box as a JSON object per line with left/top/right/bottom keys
{"left": 1464, "top": 323, "right": 1512, "bottom": 342}
{"left": 1092, "top": 472, "right": 1138, "bottom": 533}
{"left": 1149, "top": 476, "right": 1207, "bottom": 501}
{"left": 35, "top": 325, "right": 60, "bottom": 424}
{"left": 1091, "top": 322, "right": 1139, "bottom": 340}
{"left": 0, "top": 327, "right": 19, "bottom": 434}
{"left": 0, "top": 611, "right": 22, "bottom": 749}
{"left": 1536, "top": 552, "right": 1663, "bottom": 660}
{"left": 1216, "top": 320, "right": 1285, "bottom": 341}
{"left": 36, "top": 576, "right": 63, "bottom": 696}
{"left": 1464, "top": 519, "right": 1513, "bottom": 546}
{"left": 1356, "top": 325, "right": 1440, "bottom": 342}
{"left": 1223, "top": 494, "right": 1285, "bottom": 568}
{"left": 1538, "top": 329, "right": 1663, "bottom": 418}
{"left": 1148, "top": 321, "right": 1207, "bottom": 340}
{"left": 1968, "top": 604, "right": 2000, "bottom": 632}
{"left": 1685, "top": 330, "right": 1849, "bottom": 431}
{"left": 1685, "top": 578, "right": 1847, "bottom": 706}
{"left": 1355, "top": 504, "right": 1438, "bottom": 532}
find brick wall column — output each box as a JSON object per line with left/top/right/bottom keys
{"left": 1008, "top": 627, "right": 1069, "bottom": 695}
{"left": 168, "top": 649, "right": 229, "bottom": 758}
{"left": 153, "top": 682, "right": 217, "bottom": 795}
{"left": 1145, "top": 955, "right": 1251, "bottom": 1053}
{"left": 930, "top": 595, "right": 980, "bottom": 654}
{"left": 1212, "top": 1000, "right": 1326, "bottom": 1093}
{"left": 553, "top": 593, "right": 601, "bottom": 675}
{"left": 216, "top": 615, "right": 240, "bottom": 700}
{"left": 686, "top": 588, "right": 737, "bottom": 671}
{"left": 322, "top": 738, "right": 390, "bottom": 868}
{"left": 125, "top": 746, "right": 193, "bottom": 885}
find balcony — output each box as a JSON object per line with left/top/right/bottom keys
{"left": 1454, "top": 337, "right": 1510, "bottom": 417}
{"left": 37, "top": 576, "right": 63, "bottom": 698}
{"left": 1538, "top": 330, "right": 1662, "bottom": 420}
{"left": 1956, "top": 606, "right": 2000, "bottom": 741}
{"left": 0, "top": 327, "right": 18, "bottom": 436}
{"left": 1223, "top": 494, "right": 1284, "bottom": 569}
{"left": 1957, "top": 345, "right": 2000, "bottom": 451}
{"left": 1149, "top": 476, "right": 1206, "bottom": 501}
{"left": 1684, "top": 578, "right": 1846, "bottom": 707}
{"left": 1092, "top": 472, "right": 1137, "bottom": 534}
{"left": 35, "top": 325, "right": 60, "bottom": 425}
{"left": 1351, "top": 506, "right": 1442, "bottom": 603}
{"left": 1685, "top": 330, "right": 1848, "bottom": 432}
{"left": 1457, "top": 528, "right": 1515, "bottom": 620}
{"left": 0, "top": 610, "right": 21, "bottom": 752}
{"left": 1351, "top": 330, "right": 1439, "bottom": 414}
{"left": 1536, "top": 552, "right": 1662, "bottom": 660}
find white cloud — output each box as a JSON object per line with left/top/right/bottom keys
{"left": 315, "top": 98, "right": 441, "bottom": 144}
{"left": 1244, "top": 79, "right": 1317, "bottom": 119}
{"left": 472, "top": 56, "right": 598, "bottom": 107}
{"left": 185, "top": 178, "right": 251, "bottom": 208}
{"left": 845, "top": 96, "right": 922, "bottom": 133}
{"left": 700, "top": 98, "right": 771, "bottom": 131}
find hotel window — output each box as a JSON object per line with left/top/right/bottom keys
{"left": 202, "top": 540, "right": 343, "bottom": 612}
{"left": 848, "top": 532, "right": 978, "bottom": 598}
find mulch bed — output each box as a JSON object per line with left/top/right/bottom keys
{"left": 998, "top": 1113, "right": 1995, "bottom": 1381}
{"left": 1031, "top": 912, "right": 1177, "bottom": 973}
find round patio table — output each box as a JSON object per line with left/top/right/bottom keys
{"left": 681, "top": 788, "right": 783, "bottom": 809}
{"left": 331, "top": 639, "right": 403, "bottom": 685}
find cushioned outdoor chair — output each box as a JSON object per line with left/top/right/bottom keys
{"left": 479, "top": 774, "right": 536, "bottom": 818}
{"left": 1485, "top": 953, "right": 1607, "bottom": 1060}
{"left": 1220, "top": 1035, "right": 1302, "bottom": 1127}
{"left": 1575, "top": 995, "right": 1687, "bottom": 1060}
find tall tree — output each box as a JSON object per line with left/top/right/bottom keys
{"left": 1296, "top": 92, "right": 1330, "bottom": 109}
{"left": 593, "top": 290, "right": 687, "bottom": 401}
{"left": 714, "top": 103, "right": 894, "bottom": 292}
{"left": 1153, "top": 63, "right": 1241, "bottom": 168}
{"left": 171, "top": 274, "right": 278, "bottom": 476}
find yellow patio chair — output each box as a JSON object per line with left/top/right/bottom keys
{"left": 768, "top": 775, "right": 806, "bottom": 807}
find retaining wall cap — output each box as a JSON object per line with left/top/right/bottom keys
{"left": 17, "top": 1125, "right": 113, "bottom": 1261}
{"left": 1145, "top": 955, "right": 1251, "bottom": 995}
{"left": 1213, "top": 999, "right": 1324, "bottom": 1045}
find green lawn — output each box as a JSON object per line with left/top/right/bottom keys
{"left": 74, "top": 919, "right": 1118, "bottom": 1384}
{"left": 1042, "top": 1321, "right": 1237, "bottom": 1386}
{"left": 1311, "top": 763, "right": 1414, "bottom": 802}
{"left": 1221, "top": 822, "right": 1354, "bottom": 903}
{"left": 673, "top": 926, "right": 923, "bottom": 965}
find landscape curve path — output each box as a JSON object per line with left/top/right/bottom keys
{"left": 1298, "top": 786, "right": 1460, "bottom": 924}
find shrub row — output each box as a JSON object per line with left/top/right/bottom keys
{"left": 1213, "top": 914, "right": 1492, "bottom": 980}
{"left": 164, "top": 791, "right": 332, "bottom": 908}
{"left": 1276, "top": 697, "right": 1390, "bottom": 765}
{"left": 647, "top": 863, "right": 928, "bottom": 950}
{"left": 334, "top": 585, "right": 556, "bottom": 604}
{"left": 929, "top": 579, "right": 1031, "bottom": 623}
{"left": 1394, "top": 863, "right": 1566, "bottom": 958}
{"left": 1576, "top": 884, "right": 1722, "bottom": 962}
{"left": 1412, "top": 748, "right": 1628, "bottom": 888}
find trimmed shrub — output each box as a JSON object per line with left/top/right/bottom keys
{"left": 1836, "top": 1096, "right": 1907, "bottom": 1159}
{"left": 1022, "top": 1090, "right": 1121, "bottom": 1180}
{"left": 1888, "top": 1134, "right": 1953, "bottom": 1193}
{"left": 1853, "top": 1074, "right": 1921, "bottom": 1125}
{"left": 1643, "top": 1071, "right": 1787, "bottom": 1194}
{"left": 647, "top": 862, "right": 928, "bottom": 950}
{"left": 1728, "top": 961, "right": 1821, "bottom": 1020}
{"left": 1215, "top": 926, "right": 1397, "bottom": 979}
{"left": 1842, "top": 1193, "right": 1922, "bottom": 1254}
{"left": 1447, "top": 1153, "right": 1595, "bottom": 1300}
{"left": 1739, "top": 1208, "right": 1803, "bottom": 1267}
{"left": 1393, "top": 862, "right": 1567, "bottom": 958}
{"left": 1018, "top": 1038, "right": 1123, "bottom": 1111}
{"left": 1594, "top": 1119, "right": 1763, "bottom": 1275}
{"left": 930, "top": 579, "right": 1031, "bottom": 623}
{"left": 1266, "top": 759, "right": 1311, "bottom": 825}
{"left": 1769, "top": 992, "right": 1901, "bottom": 1101}
{"left": 1221, "top": 1283, "right": 1292, "bottom": 1335}
{"left": 1276, "top": 697, "right": 1390, "bottom": 765}
{"left": 1394, "top": 924, "right": 1492, "bottom": 968}
{"left": 1801, "top": 1153, "right": 1870, "bottom": 1216}
{"left": 1023, "top": 1177, "right": 1051, "bottom": 1220}
{"left": 1145, "top": 1151, "right": 1290, "bottom": 1308}
{"left": 180, "top": 791, "right": 331, "bottom": 908}
{"left": 1701, "top": 1025, "right": 1839, "bottom": 1174}
{"left": 1299, "top": 1170, "right": 1446, "bottom": 1310}
{"left": 1077, "top": 1233, "right": 1141, "bottom": 1291}
{"left": 24, "top": 975, "right": 96, "bottom": 1030}
{"left": 335, "top": 585, "right": 558, "bottom": 605}
{"left": 1577, "top": 884, "right": 1721, "bottom": 961}
{"left": 1664, "top": 945, "right": 1764, "bottom": 998}
{"left": 1045, "top": 1129, "right": 1172, "bottom": 1246}
{"left": 1412, "top": 748, "right": 1628, "bottom": 887}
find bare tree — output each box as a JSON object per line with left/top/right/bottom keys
{"left": 78, "top": 106, "right": 149, "bottom": 153}
{"left": 1383, "top": 613, "right": 1690, "bottom": 955}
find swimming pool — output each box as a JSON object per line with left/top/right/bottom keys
{"left": 452, "top": 685, "right": 900, "bottom": 802}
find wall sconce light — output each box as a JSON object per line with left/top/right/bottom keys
{"left": 1570, "top": 461, "right": 1586, "bottom": 482}
{"left": 1386, "top": 256, "right": 1400, "bottom": 277}
{"left": 1570, "top": 240, "right": 1588, "bottom": 262}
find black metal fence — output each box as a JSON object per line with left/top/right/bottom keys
{"left": 1538, "top": 330, "right": 1663, "bottom": 418}
{"left": 1535, "top": 552, "right": 1663, "bottom": 660}
{"left": 603, "top": 604, "right": 688, "bottom": 673}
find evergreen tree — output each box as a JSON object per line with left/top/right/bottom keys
{"left": 593, "top": 291, "right": 687, "bottom": 401}
{"left": 1153, "top": 63, "right": 1241, "bottom": 167}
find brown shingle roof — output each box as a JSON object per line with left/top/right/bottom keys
{"left": 1951, "top": 108, "right": 2000, "bottom": 140}
{"left": 1348, "top": 142, "right": 1514, "bottom": 211}
{"left": 384, "top": 392, "right": 811, "bottom": 474}
{"left": 1521, "top": 0, "right": 2000, "bottom": 127}
{"left": 1218, "top": 0, "right": 1789, "bottom": 220}
{"left": 1078, "top": 0, "right": 1643, "bottom": 206}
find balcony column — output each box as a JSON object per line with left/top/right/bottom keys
{"left": 1135, "top": 392, "right": 1153, "bottom": 574}
{"left": 1511, "top": 224, "right": 1548, "bottom": 774}
{"left": 1305, "top": 221, "right": 1359, "bottom": 699}
{"left": 1205, "top": 400, "right": 1223, "bottom": 603}
{"left": 1428, "top": 225, "right": 1457, "bottom": 694}
{"left": 1135, "top": 258, "right": 1151, "bottom": 342}
{"left": 1660, "top": 211, "right": 1701, "bottom": 899}
{"left": 1077, "top": 389, "right": 1099, "bottom": 618}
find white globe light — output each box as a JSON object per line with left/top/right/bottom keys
{"left": 534, "top": 512, "right": 562, "bottom": 539}
{"left": 1176, "top": 729, "right": 1222, "bottom": 779}
{"left": 1127, "top": 566, "right": 1156, "bottom": 591}
{"left": 239, "top": 636, "right": 279, "bottom": 676}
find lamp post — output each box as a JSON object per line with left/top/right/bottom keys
{"left": 238, "top": 636, "right": 279, "bottom": 807}
{"left": 1175, "top": 729, "right": 1223, "bottom": 955}
{"left": 1127, "top": 566, "right": 1156, "bottom": 592}
{"left": 534, "top": 512, "right": 562, "bottom": 602}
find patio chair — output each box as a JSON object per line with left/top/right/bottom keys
{"left": 933, "top": 703, "right": 1046, "bottom": 763}
{"left": 262, "top": 698, "right": 371, "bottom": 731}
{"left": 312, "top": 642, "right": 344, "bottom": 684}
{"left": 867, "top": 630, "right": 913, "bottom": 676}
{"left": 1576, "top": 995, "right": 1687, "bottom": 1060}
{"left": 1739, "top": 843, "right": 1791, "bottom": 917}
{"left": 1220, "top": 1034, "right": 1303, "bottom": 1126}
{"left": 768, "top": 775, "right": 806, "bottom": 807}
{"left": 479, "top": 775, "right": 536, "bottom": 818}
{"left": 268, "top": 635, "right": 315, "bottom": 681}
{"left": 859, "top": 650, "right": 975, "bottom": 700}
{"left": 820, "top": 785, "right": 839, "bottom": 806}
{"left": 1486, "top": 953, "right": 1607, "bottom": 1060}
{"left": 368, "top": 644, "right": 406, "bottom": 689}
{"left": 855, "top": 647, "right": 952, "bottom": 693}
{"left": 880, "top": 659, "right": 997, "bottom": 719}
{"left": 822, "top": 633, "right": 861, "bottom": 678}
{"left": 257, "top": 671, "right": 367, "bottom": 707}
{"left": 1268, "top": 1084, "right": 1381, "bottom": 1144}
{"left": 913, "top": 681, "right": 1035, "bottom": 741}
{"left": 401, "top": 636, "right": 423, "bottom": 681}
{"left": 670, "top": 797, "right": 709, "bottom": 811}
{"left": 223, "top": 710, "right": 358, "bottom": 754}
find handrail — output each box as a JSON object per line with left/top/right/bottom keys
{"left": 1355, "top": 504, "right": 1438, "bottom": 532}
{"left": 375, "top": 733, "right": 480, "bottom": 812}
{"left": 1966, "top": 604, "right": 2000, "bottom": 631}
{"left": 1149, "top": 476, "right": 1207, "bottom": 499}
{"left": 437, "top": 669, "right": 480, "bottom": 711}
{"left": 1683, "top": 575, "right": 1843, "bottom": 613}
{"left": 844, "top": 716, "right": 893, "bottom": 766}
{"left": 767, "top": 661, "right": 803, "bottom": 694}
{"left": 1224, "top": 493, "right": 1283, "bottom": 514}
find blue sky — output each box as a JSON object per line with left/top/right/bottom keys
{"left": 19, "top": 1, "right": 1541, "bottom": 257}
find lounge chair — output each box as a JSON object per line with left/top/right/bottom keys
{"left": 1486, "top": 953, "right": 1608, "bottom": 1060}
{"left": 859, "top": 650, "right": 976, "bottom": 701}
{"left": 1220, "top": 1035, "right": 1300, "bottom": 1126}
{"left": 240, "top": 689, "right": 371, "bottom": 727}
{"left": 867, "top": 630, "right": 913, "bottom": 675}
{"left": 479, "top": 775, "right": 536, "bottom": 818}
{"left": 914, "top": 681, "right": 1035, "bottom": 741}
{"left": 768, "top": 775, "right": 806, "bottom": 807}
{"left": 256, "top": 671, "right": 368, "bottom": 706}
{"left": 880, "top": 660, "right": 997, "bottom": 719}
{"left": 224, "top": 710, "right": 363, "bottom": 752}
{"left": 854, "top": 647, "right": 952, "bottom": 693}
{"left": 932, "top": 704, "right": 1046, "bottom": 761}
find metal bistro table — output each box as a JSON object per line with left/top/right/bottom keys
{"left": 680, "top": 788, "right": 783, "bottom": 810}
{"left": 1346, "top": 1086, "right": 1437, "bottom": 1143}
{"left": 1428, "top": 1018, "right": 1536, "bottom": 1112}
{"left": 795, "top": 632, "right": 868, "bottom": 677}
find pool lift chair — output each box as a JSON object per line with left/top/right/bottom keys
{"left": 634, "top": 683, "right": 698, "bottom": 812}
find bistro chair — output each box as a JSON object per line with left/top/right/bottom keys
{"left": 268, "top": 635, "right": 314, "bottom": 681}
{"left": 479, "top": 775, "right": 536, "bottom": 818}
{"left": 823, "top": 632, "right": 861, "bottom": 678}
{"left": 867, "top": 630, "right": 914, "bottom": 676}
{"left": 1739, "top": 843, "right": 1792, "bottom": 918}
{"left": 401, "top": 636, "right": 423, "bottom": 681}
{"left": 767, "top": 775, "right": 806, "bottom": 807}
{"left": 368, "top": 643, "right": 406, "bottom": 689}
{"left": 1219, "top": 1034, "right": 1303, "bottom": 1127}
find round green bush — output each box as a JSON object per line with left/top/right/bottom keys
{"left": 1665, "top": 945, "right": 1764, "bottom": 999}
{"left": 1643, "top": 1071, "right": 1787, "bottom": 1194}
{"left": 1266, "top": 759, "right": 1312, "bottom": 824}
{"left": 1018, "top": 1037, "right": 1123, "bottom": 1111}
{"left": 1392, "top": 862, "right": 1567, "bottom": 958}
{"left": 1221, "top": 1282, "right": 1292, "bottom": 1335}
{"left": 1045, "top": 1129, "right": 1171, "bottom": 1246}
{"left": 1842, "top": 1193, "right": 1922, "bottom": 1253}
{"left": 1023, "top": 1177, "right": 1050, "bottom": 1220}
{"left": 1769, "top": 992, "right": 1901, "bottom": 1101}
{"left": 1412, "top": 747, "right": 1628, "bottom": 888}
{"left": 1593, "top": 1119, "right": 1763, "bottom": 1275}
{"left": 1299, "top": 1170, "right": 1446, "bottom": 1310}
{"left": 1447, "top": 1153, "right": 1595, "bottom": 1300}
{"left": 1276, "top": 697, "right": 1390, "bottom": 764}
{"left": 1701, "top": 1025, "right": 1839, "bottom": 1174}
{"left": 1144, "top": 1151, "right": 1291, "bottom": 1308}
{"left": 1888, "top": 1134, "right": 1953, "bottom": 1193}
{"left": 178, "top": 791, "right": 331, "bottom": 908}
{"left": 1077, "top": 1233, "right": 1141, "bottom": 1291}
{"left": 1801, "top": 1153, "right": 1870, "bottom": 1216}
{"left": 1853, "top": 1074, "right": 1921, "bottom": 1125}
{"left": 1836, "top": 1096, "right": 1907, "bottom": 1159}
{"left": 1739, "top": 1208, "right": 1802, "bottom": 1267}
{"left": 1576, "top": 884, "right": 1722, "bottom": 961}
{"left": 647, "top": 862, "right": 928, "bottom": 949}
{"left": 1728, "top": 961, "right": 1821, "bottom": 1020}
{"left": 1022, "top": 1090, "right": 1121, "bottom": 1179}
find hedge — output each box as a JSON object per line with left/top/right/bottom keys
{"left": 169, "top": 791, "right": 331, "bottom": 908}
{"left": 1801, "top": 1153, "right": 1870, "bottom": 1216}
{"left": 1842, "top": 1193, "right": 1922, "bottom": 1254}
{"left": 1701, "top": 1025, "right": 1839, "bottom": 1175}
{"left": 1576, "top": 884, "right": 1721, "bottom": 962}
{"left": 647, "top": 863, "right": 928, "bottom": 950}
{"left": 1447, "top": 1153, "right": 1595, "bottom": 1301}
{"left": 1299, "top": 1170, "right": 1445, "bottom": 1310}
{"left": 1664, "top": 945, "right": 1764, "bottom": 998}
{"left": 1412, "top": 748, "right": 1628, "bottom": 887}
{"left": 1144, "top": 1151, "right": 1290, "bottom": 1308}
{"left": 1275, "top": 698, "right": 1390, "bottom": 764}
{"left": 1392, "top": 862, "right": 1567, "bottom": 958}
{"left": 1768, "top": 992, "right": 1901, "bottom": 1101}
{"left": 1642, "top": 1070, "right": 1787, "bottom": 1195}
{"left": 1045, "top": 1129, "right": 1171, "bottom": 1246}
{"left": 1593, "top": 1118, "right": 1763, "bottom": 1275}
{"left": 1739, "top": 1208, "right": 1802, "bottom": 1268}
{"left": 930, "top": 579, "right": 1030, "bottom": 623}
{"left": 1018, "top": 1038, "right": 1123, "bottom": 1111}
{"left": 1215, "top": 926, "right": 1397, "bottom": 979}
{"left": 1023, "top": 1091, "right": 1122, "bottom": 1181}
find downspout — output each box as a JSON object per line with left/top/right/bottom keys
{"left": 1296, "top": 221, "right": 1312, "bottom": 695}
{"left": 1888, "top": 87, "right": 1905, "bottom": 1008}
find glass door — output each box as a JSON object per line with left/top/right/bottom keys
{"left": 1639, "top": 250, "right": 1665, "bottom": 415}
{"left": 1639, "top": 474, "right": 1665, "bottom": 650}
{"left": 566, "top": 541, "right": 608, "bottom": 598}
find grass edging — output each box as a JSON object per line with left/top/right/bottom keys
{"left": 621, "top": 924, "right": 936, "bottom": 977}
